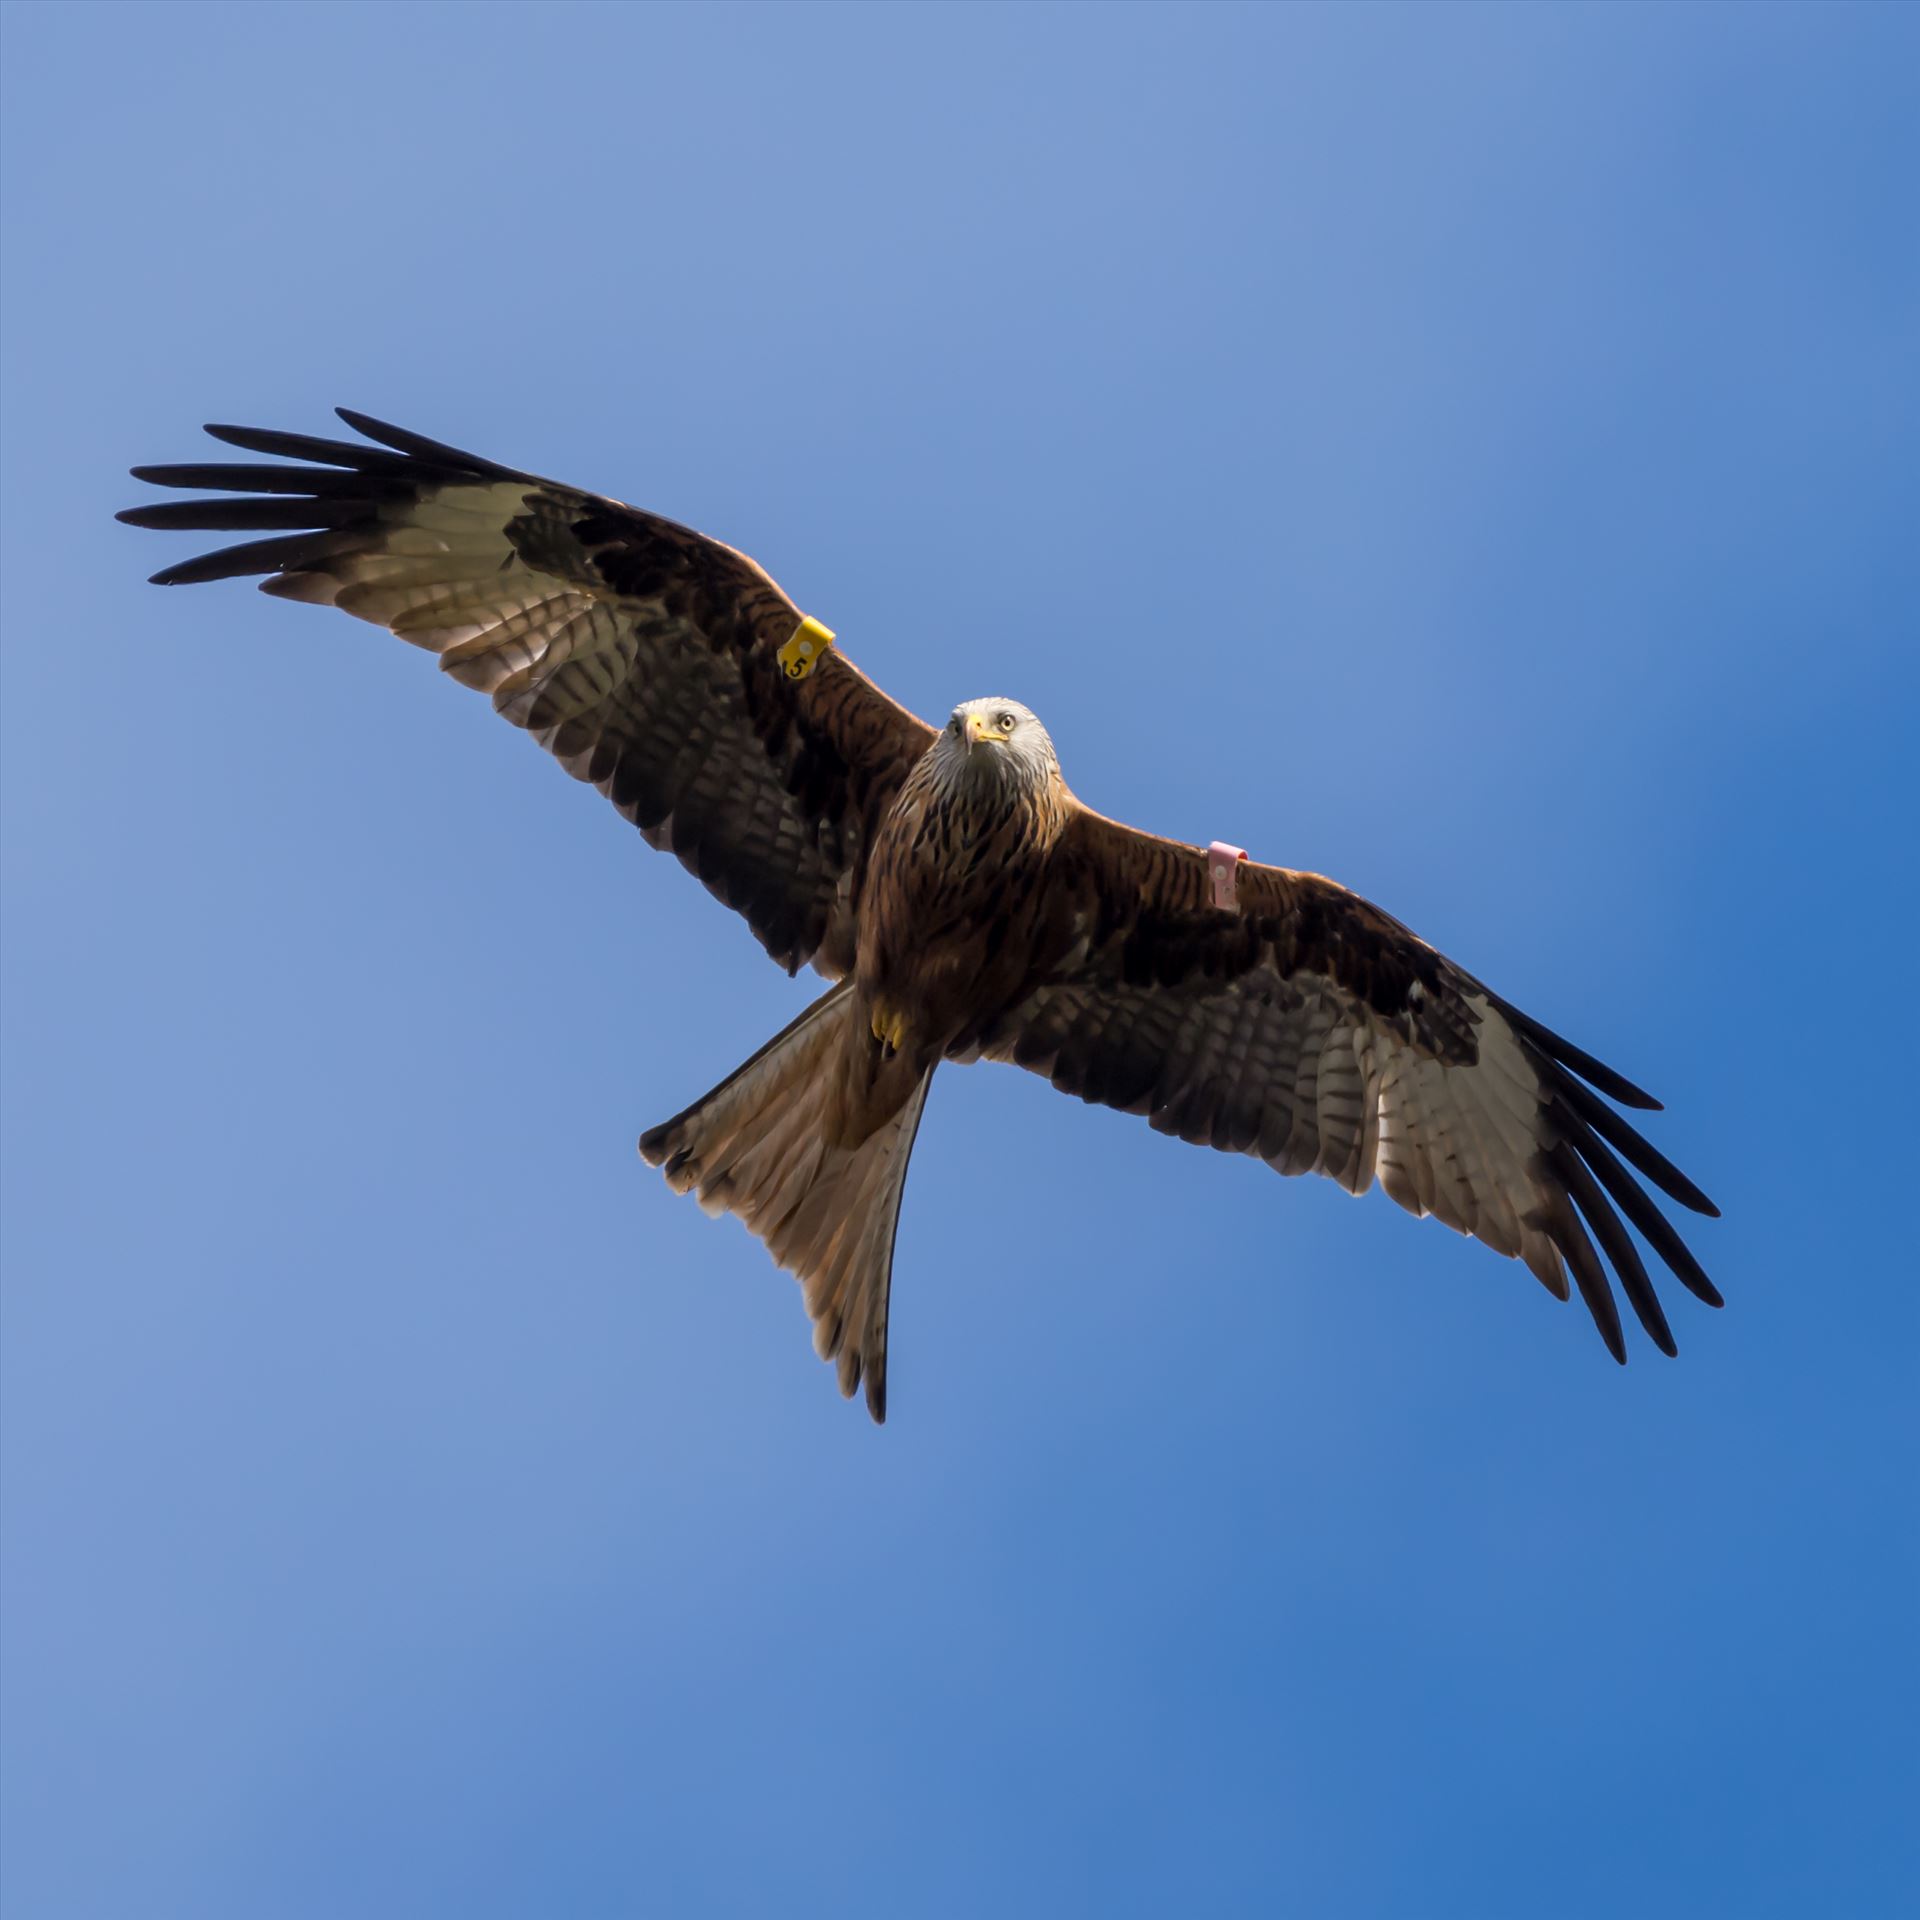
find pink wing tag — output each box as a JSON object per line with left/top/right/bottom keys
{"left": 1208, "top": 841, "right": 1247, "bottom": 912}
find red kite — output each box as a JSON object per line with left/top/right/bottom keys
{"left": 123, "top": 411, "right": 1719, "bottom": 1420}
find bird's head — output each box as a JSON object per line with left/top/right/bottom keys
{"left": 939, "top": 697, "right": 1058, "bottom": 792}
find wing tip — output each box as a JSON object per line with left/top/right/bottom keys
{"left": 1494, "top": 995, "right": 1664, "bottom": 1110}
{"left": 330, "top": 405, "right": 513, "bottom": 476}
{"left": 1591, "top": 1069, "right": 1660, "bottom": 1111}
{"left": 1664, "top": 1178, "right": 1720, "bottom": 1220}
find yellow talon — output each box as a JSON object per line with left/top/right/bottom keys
{"left": 870, "top": 1004, "right": 909, "bottom": 1052}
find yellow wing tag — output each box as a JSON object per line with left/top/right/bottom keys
{"left": 778, "top": 615, "right": 836, "bottom": 681}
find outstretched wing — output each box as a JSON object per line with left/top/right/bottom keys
{"left": 120, "top": 410, "right": 936, "bottom": 977}
{"left": 980, "top": 809, "right": 1719, "bottom": 1359}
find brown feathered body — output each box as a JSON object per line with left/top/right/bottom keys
{"left": 842, "top": 714, "right": 1073, "bottom": 1135}
{"left": 120, "top": 411, "right": 1723, "bottom": 1425}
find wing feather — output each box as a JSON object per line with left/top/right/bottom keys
{"left": 977, "top": 808, "right": 1718, "bottom": 1360}
{"left": 122, "top": 410, "right": 937, "bottom": 976}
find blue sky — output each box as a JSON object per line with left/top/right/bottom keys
{"left": 3, "top": 3, "right": 1915, "bottom": 1914}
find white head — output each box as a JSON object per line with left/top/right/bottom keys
{"left": 934, "top": 696, "right": 1059, "bottom": 796}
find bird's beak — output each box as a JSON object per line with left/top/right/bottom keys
{"left": 964, "top": 713, "right": 1009, "bottom": 748}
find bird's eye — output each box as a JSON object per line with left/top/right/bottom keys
{"left": 997, "top": 711, "right": 1016, "bottom": 732}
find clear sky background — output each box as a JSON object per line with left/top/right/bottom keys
{"left": 3, "top": 4, "right": 1915, "bottom": 1916}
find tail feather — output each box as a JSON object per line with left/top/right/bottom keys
{"left": 639, "top": 984, "right": 932, "bottom": 1422}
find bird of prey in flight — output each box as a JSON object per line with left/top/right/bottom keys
{"left": 122, "top": 411, "right": 1720, "bottom": 1421}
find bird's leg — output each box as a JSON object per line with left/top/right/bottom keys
{"left": 869, "top": 1000, "right": 910, "bottom": 1056}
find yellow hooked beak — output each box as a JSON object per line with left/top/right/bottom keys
{"left": 964, "top": 712, "right": 1010, "bottom": 747}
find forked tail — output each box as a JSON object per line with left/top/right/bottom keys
{"left": 638, "top": 983, "right": 933, "bottom": 1422}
